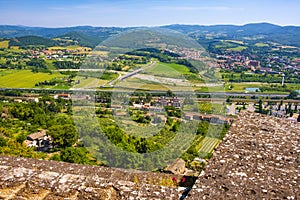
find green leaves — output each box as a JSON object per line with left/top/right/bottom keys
{"left": 60, "top": 147, "right": 91, "bottom": 164}
{"left": 48, "top": 124, "right": 78, "bottom": 148}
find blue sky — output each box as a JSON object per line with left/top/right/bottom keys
{"left": 0, "top": 0, "right": 299, "bottom": 27}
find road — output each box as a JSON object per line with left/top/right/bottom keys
{"left": 0, "top": 87, "right": 290, "bottom": 98}
{"left": 107, "top": 61, "right": 157, "bottom": 86}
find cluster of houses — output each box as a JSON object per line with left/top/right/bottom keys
{"left": 128, "top": 97, "right": 182, "bottom": 112}
{"left": 215, "top": 50, "right": 300, "bottom": 75}
{"left": 26, "top": 47, "right": 91, "bottom": 60}
{"left": 183, "top": 112, "right": 234, "bottom": 125}
{"left": 54, "top": 94, "right": 71, "bottom": 100}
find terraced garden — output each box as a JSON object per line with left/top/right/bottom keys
{"left": 198, "top": 137, "right": 221, "bottom": 153}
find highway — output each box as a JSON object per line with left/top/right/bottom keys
{"left": 107, "top": 61, "right": 157, "bottom": 86}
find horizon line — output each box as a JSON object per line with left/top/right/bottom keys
{"left": 1, "top": 21, "right": 300, "bottom": 29}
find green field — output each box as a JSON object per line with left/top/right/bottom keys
{"left": 0, "top": 70, "right": 64, "bottom": 88}
{"left": 198, "top": 102, "right": 226, "bottom": 115}
{"left": 224, "top": 82, "right": 299, "bottom": 93}
{"left": 255, "top": 43, "right": 269, "bottom": 47}
{"left": 199, "top": 137, "right": 221, "bottom": 153}
{"left": 48, "top": 45, "right": 92, "bottom": 51}
{"left": 225, "top": 82, "right": 265, "bottom": 92}
{"left": 119, "top": 77, "right": 194, "bottom": 91}
{"left": 73, "top": 77, "right": 108, "bottom": 89}
{"left": 145, "top": 62, "right": 190, "bottom": 78}
{"left": 0, "top": 40, "right": 9, "bottom": 48}
{"left": 228, "top": 46, "right": 248, "bottom": 51}
{"left": 223, "top": 40, "right": 244, "bottom": 45}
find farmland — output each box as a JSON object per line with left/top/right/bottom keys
{"left": 227, "top": 46, "right": 248, "bottom": 51}
{"left": 145, "top": 62, "right": 191, "bottom": 78}
{"left": 73, "top": 77, "right": 108, "bottom": 89}
{"left": 0, "top": 70, "right": 65, "bottom": 88}
{"left": 199, "top": 137, "right": 221, "bottom": 153}
{"left": 255, "top": 43, "right": 269, "bottom": 47}
{"left": 0, "top": 40, "right": 9, "bottom": 48}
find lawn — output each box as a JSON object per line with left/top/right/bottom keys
{"left": 0, "top": 70, "right": 64, "bottom": 88}
{"left": 0, "top": 41, "right": 9, "bottom": 48}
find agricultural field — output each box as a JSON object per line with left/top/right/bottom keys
{"left": 227, "top": 46, "right": 248, "bottom": 51}
{"left": 255, "top": 43, "right": 269, "bottom": 47}
{"left": 145, "top": 62, "right": 190, "bottom": 78}
{"left": 194, "top": 85, "right": 225, "bottom": 93}
{"left": 198, "top": 102, "right": 226, "bottom": 115}
{"left": 224, "top": 82, "right": 299, "bottom": 93}
{"left": 222, "top": 40, "right": 244, "bottom": 45}
{"left": 0, "top": 70, "right": 64, "bottom": 88}
{"left": 0, "top": 40, "right": 9, "bottom": 48}
{"left": 119, "top": 77, "right": 194, "bottom": 91}
{"left": 225, "top": 82, "right": 266, "bottom": 92}
{"left": 73, "top": 76, "right": 108, "bottom": 89}
{"left": 198, "top": 137, "right": 221, "bottom": 153}
{"left": 48, "top": 45, "right": 92, "bottom": 51}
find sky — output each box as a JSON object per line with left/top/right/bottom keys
{"left": 0, "top": 0, "right": 299, "bottom": 27}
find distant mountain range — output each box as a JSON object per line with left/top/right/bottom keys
{"left": 1, "top": 23, "right": 300, "bottom": 47}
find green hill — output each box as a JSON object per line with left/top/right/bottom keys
{"left": 57, "top": 31, "right": 101, "bottom": 47}
{"left": 9, "top": 36, "right": 58, "bottom": 47}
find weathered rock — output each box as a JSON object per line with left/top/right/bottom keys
{"left": 0, "top": 111, "right": 299, "bottom": 199}
{"left": 189, "top": 111, "right": 300, "bottom": 200}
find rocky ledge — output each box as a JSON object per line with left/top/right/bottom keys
{"left": 0, "top": 111, "right": 299, "bottom": 199}
{"left": 190, "top": 111, "right": 300, "bottom": 199}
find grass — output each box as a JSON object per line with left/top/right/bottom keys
{"left": 48, "top": 45, "right": 92, "bottom": 51}
{"left": 199, "top": 137, "right": 221, "bottom": 153}
{"left": 194, "top": 85, "right": 225, "bottom": 93}
{"left": 145, "top": 62, "right": 190, "bottom": 78}
{"left": 198, "top": 102, "right": 226, "bottom": 115}
{"left": 51, "top": 85, "right": 70, "bottom": 90}
{"left": 10, "top": 46, "right": 19, "bottom": 50}
{"left": 225, "top": 83, "right": 266, "bottom": 92}
{"left": 73, "top": 77, "right": 108, "bottom": 89}
{"left": 227, "top": 46, "right": 248, "bottom": 51}
{"left": 119, "top": 77, "right": 194, "bottom": 92}
{"left": 224, "top": 82, "right": 300, "bottom": 93}
{"left": 223, "top": 40, "right": 244, "bottom": 45}
{"left": 255, "top": 43, "right": 269, "bottom": 47}
{"left": 0, "top": 70, "right": 64, "bottom": 88}
{"left": 0, "top": 40, "right": 9, "bottom": 48}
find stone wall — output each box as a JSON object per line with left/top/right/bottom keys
{"left": 0, "top": 111, "right": 299, "bottom": 199}
{"left": 189, "top": 111, "right": 300, "bottom": 199}
{"left": 0, "top": 156, "right": 186, "bottom": 199}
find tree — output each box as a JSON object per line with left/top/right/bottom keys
{"left": 166, "top": 90, "right": 175, "bottom": 97}
{"left": 60, "top": 147, "right": 91, "bottom": 164}
{"left": 287, "top": 91, "right": 298, "bottom": 99}
{"left": 48, "top": 124, "right": 78, "bottom": 147}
